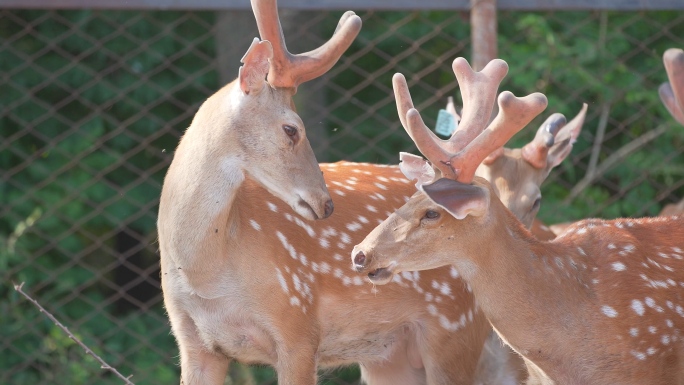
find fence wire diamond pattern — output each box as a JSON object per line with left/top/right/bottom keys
{"left": 1, "top": 7, "right": 684, "bottom": 384}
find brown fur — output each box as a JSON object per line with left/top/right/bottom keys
{"left": 355, "top": 177, "right": 684, "bottom": 384}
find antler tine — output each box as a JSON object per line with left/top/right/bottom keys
{"left": 660, "top": 48, "right": 684, "bottom": 125}
{"left": 451, "top": 91, "right": 548, "bottom": 183}
{"left": 448, "top": 58, "right": 508, "bottom": 152}
{"left": 251, "top": 0, "right": 361, "bottom": 89}
{"left": 405, "top": 108, "right": 456, "bottom": 178}
{"left": 394, "top": 72, "right": 463, "bottom": 177}
{"left": 392, "top": 73, "right": 416, "bottom": 138}
{"left": 520, "top": 113, "right": 567, "bottom": 169}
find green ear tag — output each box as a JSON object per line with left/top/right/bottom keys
{"left": 435, "top": 109, "right": 457, "bottom": 137}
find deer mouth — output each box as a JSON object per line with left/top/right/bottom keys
{"left": 368, "top": 266, "right": 394, "bottom": 285}
{"left": 295, "top": 198, "right": 319, "bottom": 220}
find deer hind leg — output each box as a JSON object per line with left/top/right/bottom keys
{"left": 173, "top": 312, "right": 230, "bottom": 385}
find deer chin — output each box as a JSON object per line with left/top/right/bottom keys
{"left": 292, "top": 196, "right": 320, "bottom": 220}
{"left": 288, "top": 187, "right": 333, "bottom": 220}
{"left": 367, "top": 262, "right": 397, "bottom": 285}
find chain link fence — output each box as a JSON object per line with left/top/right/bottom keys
{"left": 2, "top": 5, "right": 684, "bottom": 384}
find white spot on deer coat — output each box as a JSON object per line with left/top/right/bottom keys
{"left": 601, "top": 305, "right": 618, "bottom": 318}
{"left": 632, "top": 300, "right": 645, "bottom": 316}
{"left": 346, "top": 222, "right": 362, "bottom": 232}
{"left": 611, "top": 262, "right": 626, "bottom": 271}
{"left": 275, "top": 268, "right": 289, "bottom": 294}
{"left": 249, "top": 219, "right": 261, "bottom": 231}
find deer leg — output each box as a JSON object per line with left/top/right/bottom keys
{"left": 274, "top": 342, "right": 318, "bottom": 385}
{"left": 174, "top": 312, "right": 230, "bottom": 385}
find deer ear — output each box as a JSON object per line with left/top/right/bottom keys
{"left": 399, "top": 152, "right": 436, "bottom": 189}
{"left": 239, "top": 38, "right": 273, "bottom": 95}
{"left": 546, "top": 103, "right": 587, "bottom": 170}
{"left": 422, "top": 178, "right": 489, "bottom": 220}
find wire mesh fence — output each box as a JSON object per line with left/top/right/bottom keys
{"left": 1, "top": 5, "right": 684, "bottom": 384}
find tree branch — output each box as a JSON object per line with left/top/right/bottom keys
{"left": 564, "top": 123, "right": 670, "bottom": 203}
{"left": 13, "top": 282, "right": 135, "bottom": 385}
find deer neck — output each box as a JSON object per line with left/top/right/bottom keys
{"left": 459, "top": 204, "right": 594, "bottom": 373}
{"left": 158, "top": 82, "right": 248, "bottom": 296}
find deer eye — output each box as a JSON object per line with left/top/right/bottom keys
{"left": 424, "top": 210, "right": 440, "bottom": 220}
{"left": 283, "top": 124, "right": 298, "bottom": 137}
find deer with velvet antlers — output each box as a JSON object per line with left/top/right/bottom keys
{"left": 353, "top": 48, "right": 684, "bottom": 385}
{"left": 159, "top": 7, "right": 586, "bottom": 381}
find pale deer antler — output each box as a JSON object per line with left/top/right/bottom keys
{"left": 395, "top": 58, "right": 547, "bottom": 183}
{"left": 659, "top": 48, "right": 684, "bottom": 125}
{"left": 251, "top": 0, "right": 362, "bottom": 89}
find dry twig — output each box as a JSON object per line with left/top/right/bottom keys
{"left": 13, "top": 282, "right": 135, "bottom": 385}
{"left": 564, "top": 123, "right": 669, "bottom": 203}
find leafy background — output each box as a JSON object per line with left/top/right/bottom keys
{"left": 1, "top": 7, "right": 684, "bottom": 384}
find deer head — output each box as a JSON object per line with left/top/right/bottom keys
{"left": 392, "top": 59, "right": 585, "bottom": 229}
{"left": 352, "top": 57, "right": 549, "bottom": 283}
{"left": 476, "top": 104, "right": 586, "bottom": 227}
{"left": 217, "top": 0, "right": 361, "bottom": 220}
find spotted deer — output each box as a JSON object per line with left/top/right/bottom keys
{"left": 157, "top": 0, "right": 361, "bottom": 383}
{"left": 353, "top": 49, "right": 684, "bottom": 385}
{"left": 160, "top": 36, "right": 584, "bottom": 385}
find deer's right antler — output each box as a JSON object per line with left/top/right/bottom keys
{"left": 251, "top": 0, "right": 362, "bottom": 90}
{"left": 659, "top": 48, "right": 684, "bottom": 125}
{"left": 394, "top": 58, "right": 547, "bottom": 183}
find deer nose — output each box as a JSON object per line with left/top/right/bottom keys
{"left": 324, "top": 199, "right": 334, "bottom": 218}
{"left": 353, "top": 250, "right": 367, "bottom": 269}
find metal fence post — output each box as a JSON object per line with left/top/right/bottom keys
{"left": 470, "top": 0, "right": 497, "bottom": 71}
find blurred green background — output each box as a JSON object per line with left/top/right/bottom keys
{"left": 1, "top": 7, "right": 683, "bottom": 384}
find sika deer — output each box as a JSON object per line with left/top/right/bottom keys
{"left": 157, "top": 0, "right": 360, "bottom": 383}
{"left": 158, "top": 51, "right": 583, "bottom": 384}
{"left": 353, "top": 50, "right": 684, "bottom": 385}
